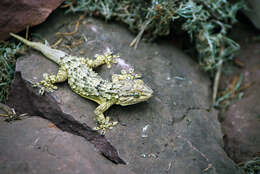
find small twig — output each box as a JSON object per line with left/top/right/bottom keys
{"left": 130, "top": 18, "right": 152, "bottom": 49}
{"left": 62, "top": 44, "right": 73, "bottom": 51}
{"left": 51, "top": 38, "right": 63, "bottom": 48}
{"left": 60, "top": 0, "right": 76, "bottom": 11}
{"left": 25, "top": 25, "right": 30, "bottom": 40}
{"left": 56, "top": 21, "right": 80, "bottom": 36}
{"left": 56, "top": 15, "right": 84, "bottom": 37}
{"left": 203, "top": 164, "right": 213, "bottom": 172}
{"left": 213, "top": 59, "right": 223, "bottom": 104}
{"left": 234, "top": 58, "right": 245, "bottom": 67}
{"left": 0, "top": 103, "right": 14, "bottom": 116}
{"left": 237, "top": 81, "right": 254, "bottom": 92}
{"left": 230, "top": 75, "right": 239, "bottom": 94}
{"left": 0, "top": 103, "right": 28, "bottom": 121}
{"left": 61, "top": 3, "right": 73, "bottom": 8}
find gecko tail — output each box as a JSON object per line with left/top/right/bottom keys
{"left": 10, "top": 33, "right": 67, "bottom": 64}
{"left": 10, "top": 33, "right": 34, "bottom": 47}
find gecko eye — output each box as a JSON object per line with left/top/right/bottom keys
{"left": 135, "top": 90, "right": 143, "bottom": 97}
{"left": 130, "top": 92, "right": 139, "bottom": 98}
{"left": 134, "top": 94, "right": 139, "bottom": 98}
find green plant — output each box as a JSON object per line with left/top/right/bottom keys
{"left": 0, "top": 41, "right": 22, "bottom": 102}
{"left": 63, "top": 0, "right": 245, "bottom": 72}
{"left": 239, "top": 157, "right": 260, "bottom": 174}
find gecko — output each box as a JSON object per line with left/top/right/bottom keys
{"left": 10, "top": 33, "right": 153, "bottom": 134}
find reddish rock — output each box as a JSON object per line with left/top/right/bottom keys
{"left": 0, "top": 0, "right": 63, "bottom": 40}
{"left": 222, "top": 38, "right": 260, "bottom": 163}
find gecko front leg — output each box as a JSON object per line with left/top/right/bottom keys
{"left": 35, "top": 66, "right": 68, "bottom": 95}
{"left": 83, "top": 52, "right": 118, "bottom": 69}
{"left": 112, "top": 68, "right": 142, "bottom": 82}
{"left": 93, "top": 100, "right": 118, "bottom": 134}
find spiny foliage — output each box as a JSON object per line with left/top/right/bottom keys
{"left": 0, "top": 41, "right": 21, "bottom": 102}
{"left": 240, "top": 157, "right": 260, "bottom": 174}
{"left": 63, "top": 0, "right": 245, "bottom": 72}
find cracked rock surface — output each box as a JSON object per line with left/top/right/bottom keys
{"left": 0, "top": 116, "right": 133, "bottom": 174}
{"left": 2, "top": 9, "right": 243, "bottom": 174}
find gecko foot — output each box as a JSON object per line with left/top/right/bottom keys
{"left": 94, "top": 117, "right": 118, "bottom": 134}
{"left": 33, "top": 83, "right": 57, "bottom": 95}
{"left": 33, "top": 73, "right": 58, "bottom": 95}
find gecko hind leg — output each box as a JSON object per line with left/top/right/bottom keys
{"left": 34, "top": 66, "right": 68, "bottom": 95}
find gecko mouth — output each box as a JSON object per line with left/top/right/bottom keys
{"left": 140, "top": 87, "right": 153, "bottom": 100}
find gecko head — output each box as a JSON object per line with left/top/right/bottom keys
{"left": 116, "top": 79, "right": 153, "bottom": 106}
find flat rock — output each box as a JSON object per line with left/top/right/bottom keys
{"left": 5, "top": 9, "right": 243, "bottom": 174}
{"left": 0, "top": 0, "right": 62, "bottom": 40}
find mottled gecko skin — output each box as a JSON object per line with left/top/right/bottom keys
{"left": 10, "top": 33, "right": 153, "bottom": 134}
